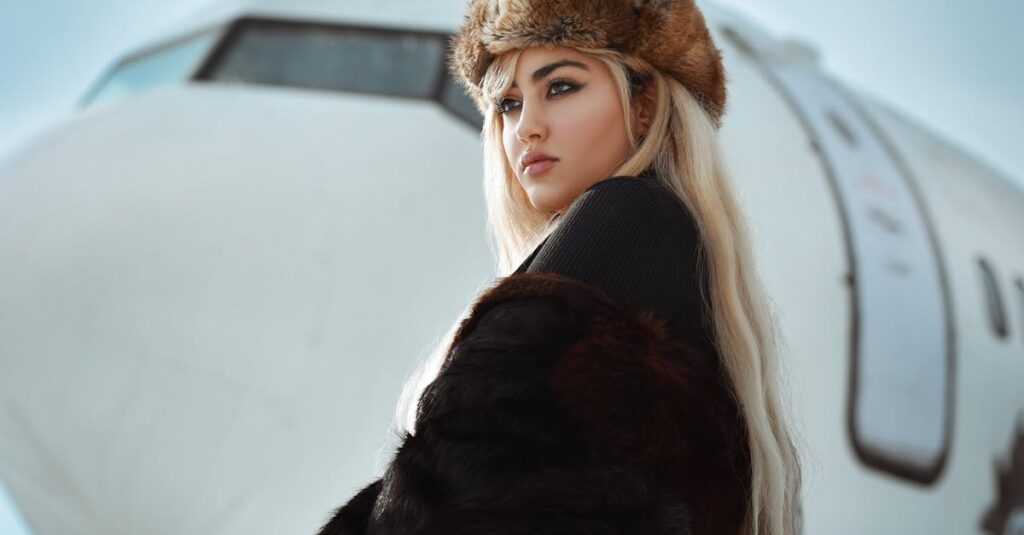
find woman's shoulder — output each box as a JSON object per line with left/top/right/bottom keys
{"left": 525, "top": 174, "right": 701, "bottom": 321}
{"left": 572, "top": 175, "right": 698, "bottom": 238}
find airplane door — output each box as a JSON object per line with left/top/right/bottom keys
{"left": 758, "top": 54, "right": 955, "bottom": 485}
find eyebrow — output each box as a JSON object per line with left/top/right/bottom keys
{"left": 510, "top": 59, "right": 590, "bottom": 89}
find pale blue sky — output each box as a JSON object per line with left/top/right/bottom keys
{"left": 0, "top": 1, "right": 1021, "bottom": 532}
{"left": 0, "top": 482, "right": 29, "bottom": 535}
{"left": 716, "top": 0, "right": 1023, "bottom": 187}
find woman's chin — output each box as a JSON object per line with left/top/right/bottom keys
{"left": 526, "top": 190, "right": 569, "bottom": 215}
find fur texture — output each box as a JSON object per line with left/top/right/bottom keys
{"left": 447, "top": 0, "right": 728, "bottom": 128}
{"left": 316, "top": 272, "right": 750, "bottom": 534}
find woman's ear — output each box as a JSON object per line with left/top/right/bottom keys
{"left": 631, "top": 81, "right": 656, "bottom": 139}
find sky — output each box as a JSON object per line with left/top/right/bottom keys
{"left": 0, "top": 1, "right": 1021, "bottom": 532}
{"left": 714, "top": 0, "right": 1023, "bottom": 187}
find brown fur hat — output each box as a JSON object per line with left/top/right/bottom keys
{"left": 448, "top": 0, "right": 728, "bottom": 128}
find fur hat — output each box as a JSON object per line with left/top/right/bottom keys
{"left": 448, "top": 0, "right": 728, "bottom": 128}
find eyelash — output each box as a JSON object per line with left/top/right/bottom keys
{"left": 494, "top": 79, "right": 580, "bottom": 115}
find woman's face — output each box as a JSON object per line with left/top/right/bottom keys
{"left": 498, "top": 46, "right": 651, "bottom": 214}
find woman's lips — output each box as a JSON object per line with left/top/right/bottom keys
{"left": 525, "top": 159, "right": 557, "bottom": 176}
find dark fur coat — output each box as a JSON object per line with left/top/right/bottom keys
{"left": 316, "top": 272, "right": 750, "bottom": 535}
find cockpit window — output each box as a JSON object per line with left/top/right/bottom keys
{"left": 439, "top": 75, "right": 482, "bottom": 127}
{"left": 81, "top": 27, "right": 221, "bottom": 107}
{"left": 80, "top": 17, "right": 484, "bottom": 129}
{"left": 202, "top": 21, "right": 444, "bottom": 99}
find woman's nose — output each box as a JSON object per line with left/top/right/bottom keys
{"left": 515, "top": 100, "right": 547, "bottom": 143}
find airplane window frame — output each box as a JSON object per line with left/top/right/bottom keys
{"left": 978, "top": 257, "right": 1009, "bottom": 340}
{"left": 194, "top": 17, "right": 483, "bottom": 130}
{"left": 78, "top": 17, "right": 485, "bottom": 130}
{"left": 79, "top": 25, "right": 224, "bottom": 108}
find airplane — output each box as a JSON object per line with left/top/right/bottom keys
{"left": 0, "top": 0, "right": 1021, "bottom": 533}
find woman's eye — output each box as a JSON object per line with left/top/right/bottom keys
{"left": 497, "top": 97, "right": 519, "bottom": 114}
{"left": 497, "top": 80, "right": 578, "bottom": 115}
{"left": 549, "top": 80, "right": 575, "bottom": 95}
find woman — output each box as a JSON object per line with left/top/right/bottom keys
{"left": 317, "top": 1, "right": 804, "bottom": 534}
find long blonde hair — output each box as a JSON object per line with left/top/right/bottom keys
{"left": 387, "top": 46, "right": 806, "bottom": 535}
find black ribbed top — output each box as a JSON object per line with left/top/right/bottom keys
{"left": 515, "top": 174, "right": 716, "bottom": 358}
